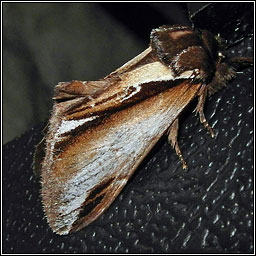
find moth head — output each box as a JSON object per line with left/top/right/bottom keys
{"left": 150, "top": 25, "right": 227, "bottom": 84}
{"left": 204, "top": 33, "right": 237, "bottom": 96}
{"left": 205, "top": 30, "right": 252, "bottom": 96}
{"left": 150, "top": 25, "right": 251, "bottom": 94}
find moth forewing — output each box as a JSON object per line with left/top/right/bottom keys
{"left": 41, "top": 81, "right": 201, "bottom": 235}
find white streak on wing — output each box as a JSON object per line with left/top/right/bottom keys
{"left": 122, "top": 84, "right": 142, "bottom": 101}
{"left": 57, "top": 116, "right": 98, "bottom": 135}
{"left": 119, "top": 62, "right": 195, "bottom": 102}
{"left": 125, "top": 61, "right": 195, "bottom": 83}
{"left": 57, "top": 105, "right": 175, "bottom": 232}
{"left": 49, "top": 116, "right": 98, "bottom": 166}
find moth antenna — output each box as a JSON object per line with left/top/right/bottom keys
{"left": 194, "top": 85, "right": 215, "bottom": 138}
{"left": 189, "top": 3, "right": 211, "bottom": 24}
{"left": 168, "top": 118, "right": 188, "bottom": 170}
{"left": 226, "top": 33, "right": 253, "bottom": 49}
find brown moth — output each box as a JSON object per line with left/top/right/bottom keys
{"left": 34, "top": 25, "right": 252, "bottom": 235}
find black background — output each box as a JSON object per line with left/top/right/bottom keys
{"left": 3, "top": 2, "right": 254, "bottom": 253}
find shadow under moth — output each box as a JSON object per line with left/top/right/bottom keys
{"left": 34, "top": 25, "right": 252, "bottom": 235}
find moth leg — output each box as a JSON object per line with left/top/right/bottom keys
{"left": 195, "top": 85, "right": 215, "bottom": 138}
{"left": 168, "top": 118, "right": 188, "bottom": 170}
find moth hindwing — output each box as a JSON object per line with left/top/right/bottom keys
{"left": 34, "top": 25, "right": 251, "bottom": 235}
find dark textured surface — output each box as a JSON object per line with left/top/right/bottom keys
{"left": 2, "top": 3, "right": 253, "bottom": 254}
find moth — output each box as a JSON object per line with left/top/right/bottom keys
{"left": 34, "top": 25, "right": 252, "bottom": 235}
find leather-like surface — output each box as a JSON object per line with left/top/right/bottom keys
{"left": 2, "top": 3, "right": 253, "bottom": 253}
